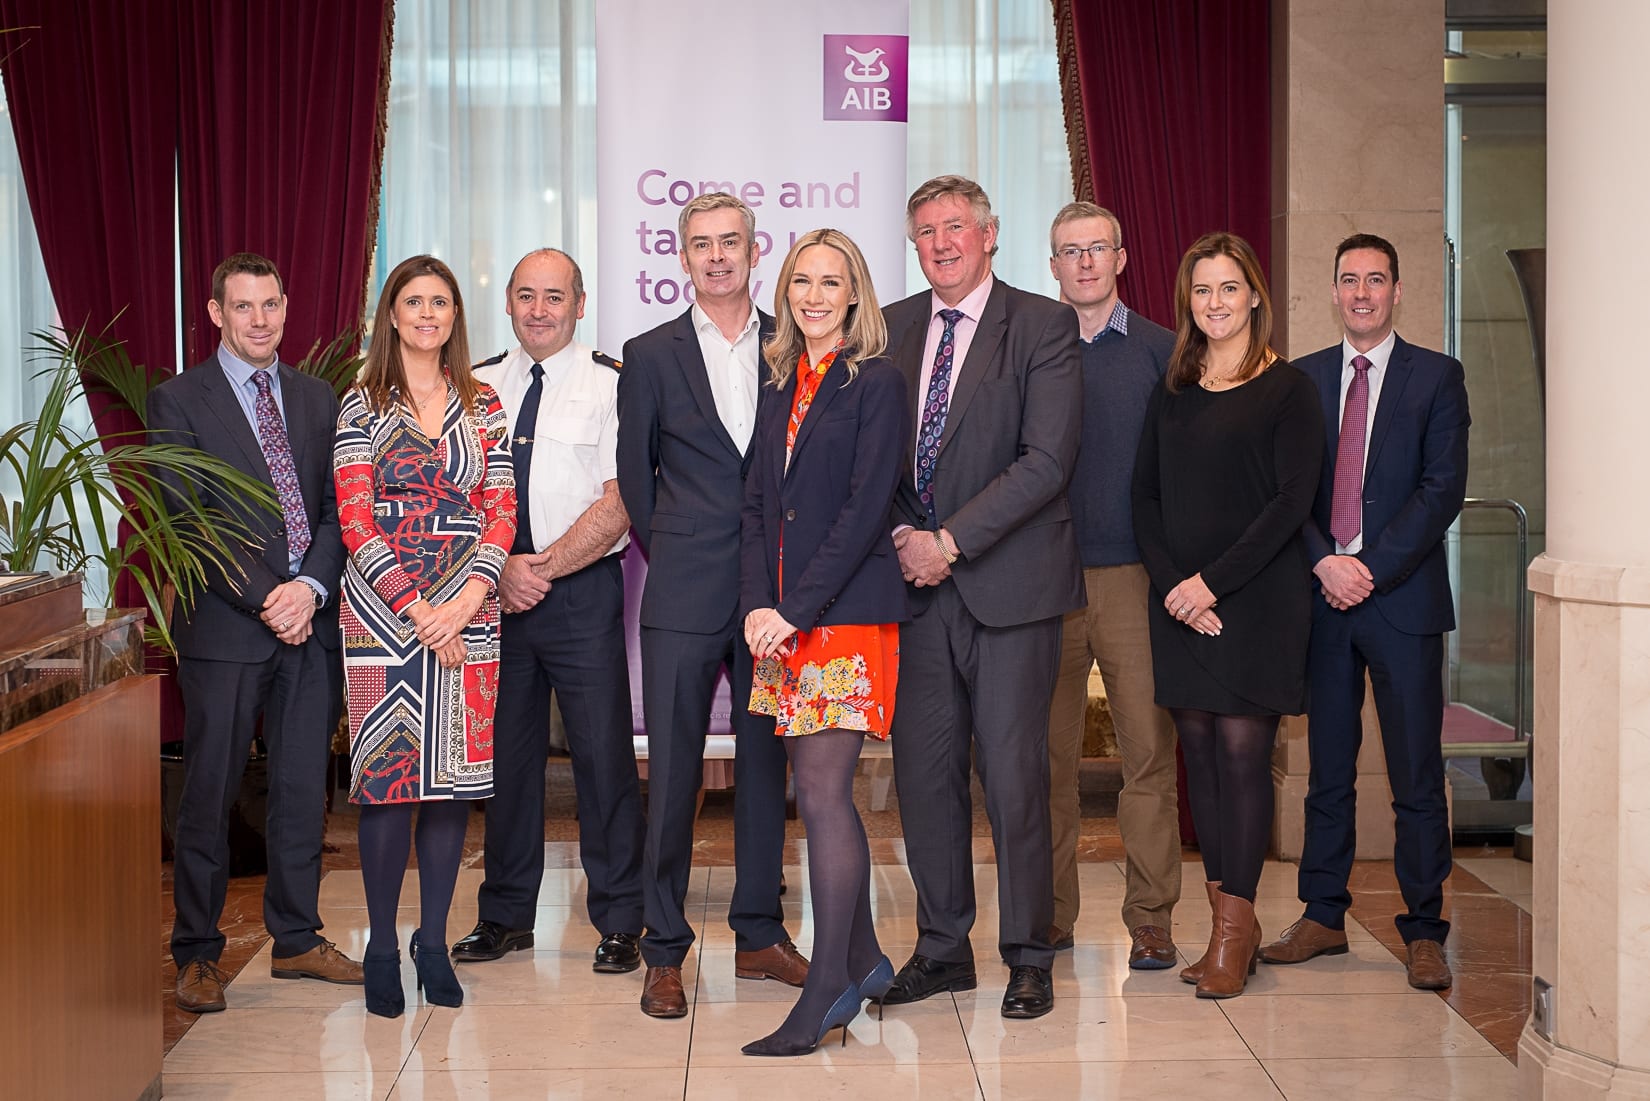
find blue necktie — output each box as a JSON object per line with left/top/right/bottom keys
{"left": 511, "top": 363, "right": 543, "bottom": 554}
{"left": 915, "top": 309, "right": 965, "bottom": 523}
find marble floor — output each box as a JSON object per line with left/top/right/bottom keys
{"left": 160, "top": 842, "right": 1531, "bottom": 1100}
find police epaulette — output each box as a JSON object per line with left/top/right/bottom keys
{"left": 474, "top": 350, "right": 508, "bottom": 368}
{"left": 594, "top": 350, "right": 622, "bottom": 371}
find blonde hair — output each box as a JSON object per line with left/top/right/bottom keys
{"left": 905, "top": 175, "right": 999, "bottom": 255}
{"left": 762, "top": 229, "right": 886, "bottom": 388}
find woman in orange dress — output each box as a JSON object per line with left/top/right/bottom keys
{"left": 738, "top": 229, "right": 911, "bottom": 1056}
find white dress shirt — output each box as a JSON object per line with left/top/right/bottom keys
{"left": 691, "top": 302, "right": 761, "bottom": 455}
{"left": 1334, "top": 328, "right": 1395, "bottom": 555}
{"left": 474, "top": 342, "right": 627, "bottom": 557}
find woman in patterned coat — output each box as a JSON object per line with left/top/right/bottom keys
{"left": 334, "top": 254, "right": 515, "bottom": 1017}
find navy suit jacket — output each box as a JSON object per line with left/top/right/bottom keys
{"left": 739, "top": 353, "right": 911, "bottom": 630}
{"left": 1298, "top": 334, "right": 1470, "bottom": 636}
{"left": 616, "top": 306, "right": 777, "bottom": 633}
{"left": 146, "top": 357, "right": 345, "bottom": 662}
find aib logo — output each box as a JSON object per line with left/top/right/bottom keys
{"left": 823, "top": 34, "right": 908, "bottom": 122}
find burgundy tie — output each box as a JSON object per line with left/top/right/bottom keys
{"left": 1329, "top": 354, "right": 1371, "bottom": 547}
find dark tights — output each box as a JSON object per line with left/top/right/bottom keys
{"left": 358, "top": 800, "right": 471, "bottom": 959}
{"left": 761, "top": 729, "right": 882, "bottom": 1045}
{"left": 1170, "top": 709, "right": 1280, "bottom": 903}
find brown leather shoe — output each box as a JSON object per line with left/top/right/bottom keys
{"left": 1259, "top": 917, "right": 1349, "bottom": 965}
{"left": 1405, "top": 939, "right": 1453, "bottom": 990}
{"left": 176, "top": 959, "right": 228, "bottom": 1013}
{"left": 271, "top": 940, "right": 365, "bottom": 984}
{"left": 1046, "top": 924, "right": 1075, "bottom": 951}
{"left": 1195, "top": 891, "right": 1260, "bottom": 999}
{"left": 640, "top": 965, "right": 688, "bottom": 1018}
{"left": 734, "top": 937, "right": 809, "bottom": 987}
{"left": 1180, "top": 881, "right": 1222, "bottom": 984}
{"left": 1128, "top": 924, "right": 1178, "bottom": 970}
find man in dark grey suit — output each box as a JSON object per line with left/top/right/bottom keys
{"left": 879, "top": 176, "right": 1085, "bottom": 1020}
{"left": 148, "top": 252, "right": 360, "bottom": 1013}
{"left": 616, "top": 193, "right": 806, "bottom": 1020}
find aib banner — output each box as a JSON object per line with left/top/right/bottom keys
{"left": 595, "top": 0, "right": 911, "bottom": 353}
{"left": 596, "top": 0, "right": 910, "bottom": 735}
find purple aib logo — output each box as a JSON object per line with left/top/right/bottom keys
{"left": 823, "top": 35, "right": 909, "bottom": 122}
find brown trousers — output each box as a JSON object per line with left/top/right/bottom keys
{"left": 1047, "top": 563, "right": 1181, "bottom": 932}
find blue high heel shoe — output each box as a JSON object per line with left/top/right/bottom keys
{"left": 857, "top": 955, "right": 895, "bottom": 1020}
{"left": 410, "top": 929, "right": 464, "bottom": 1007}
{"left": 741, "top": 982, "right": 863, "bottom": 1057}
{"left": 362, "top": 945, "right": 404, "bottom": 1019}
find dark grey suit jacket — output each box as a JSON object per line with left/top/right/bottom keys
{"left": 884, "top": 278, "right": 1086, "bottom": 627}
{"left": 147, "top": 357, "right": 344, "bottom": 662}
{"left": 616, "top": 307, "right": 777, "bottom": 633}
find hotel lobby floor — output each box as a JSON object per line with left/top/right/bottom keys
{"left": 158, "top": 808, "right": 1532, "bottom": 1100}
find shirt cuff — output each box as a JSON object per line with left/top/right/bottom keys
{"left": 295, "top": 575, "right": 328, "bottom": 606}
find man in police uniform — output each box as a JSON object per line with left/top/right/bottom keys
{"left": 453, "top": 247, "right": 646, "bottom": 974}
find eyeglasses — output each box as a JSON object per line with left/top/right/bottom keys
{"left": 1055, "top": 243, "right": 1120, "bottom": 264}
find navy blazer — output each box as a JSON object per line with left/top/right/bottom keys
{"left": 616, "top": 306, "right": 778, "bottom": 632}
{"left": 1298, "top": 334, "right": 1470, "bottom": 636}
{"left": 739, "top": 353, "right": 911, "bottom": 630}
{"left": 146, "top": 357, "right": 345, "bottom": 661}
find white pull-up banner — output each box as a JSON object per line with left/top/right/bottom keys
{"left": 595, "top": 0, "right": 911, "bottom": 353}
{"left": 597, "top": 0, "right": 911, "bottom": 736}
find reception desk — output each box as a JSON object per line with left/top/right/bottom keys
{"left": 0, "top": 579, "right": 161, "bottom": 1101}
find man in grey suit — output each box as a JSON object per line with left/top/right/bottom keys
{"left": 879, "top": 176, "right": 1085, "bottom": 1020}
{"left": 616, "top": 193, "right": 806, "bottom": 1020}
{"left": 148, "top": 252, "right": 361, "bottom": 1013}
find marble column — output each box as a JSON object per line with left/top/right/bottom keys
{"left": 1268, "top": 0, "right": 1446, "bottom": 860}
{"left": 1519, "top": 3, "right": 1650, "bottom": 1096}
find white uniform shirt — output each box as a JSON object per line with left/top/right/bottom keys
{"left": 1333, "top": 328, "right": 1395, "bottom": 555}
{"left": 691, "top": 302, "right": 761, "bottom": 455}
{"left": 474, "top": 342, "right": 628, "bottom": 557}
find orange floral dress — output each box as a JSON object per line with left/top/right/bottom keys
{"left": 749, "top": 347, "right": 899, "bottom": 739}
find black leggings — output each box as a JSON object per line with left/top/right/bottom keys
{"left": 358, "top": 799, "right": 470, "bottom": 958}
{"left": 1169, "top": 708, "right": 1280, "bottom": 903}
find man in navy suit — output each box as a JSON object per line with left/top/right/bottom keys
{"left": 1261, "top": 234, "right": 1470, "bottom": 990}
{"left": 616, "top": 193, "right": 806, "bottom": 1019}
{"left": 148, "top": 252, "right": 361, "bottom": 1013}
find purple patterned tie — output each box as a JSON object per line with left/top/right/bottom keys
{"left": 1329, "top": 354, "right": 1372, "bottom": 547}
{"left": 915, "top": 308, "right": 965, "bottom": 522}
{"left": 251, "top": 370, "right": 311, "bottom": 560}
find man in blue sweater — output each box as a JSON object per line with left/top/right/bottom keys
{"left": 1043, "top": 202, "right": 1182, "bottom": 968}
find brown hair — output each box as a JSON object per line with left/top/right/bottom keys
{"left": 905, "top": 175, "right": 999, "bottom": 256}
{"left": 1048, "top": 201, "right": 1122, "bottom": 254}
{"left": 762, "top": 229, "right": 887, "bottom": 388}
{"left": 212, "top": 252, "right": 284, "bottom": 303}
{"left": 358, "top": 255, "right": 480, "bottom": 416}
{"left": 1165, "top": 232, "right": 1274, "bottom": 393}
{"left": 1334, "top": 232, "right": 1400, "bottom": 283}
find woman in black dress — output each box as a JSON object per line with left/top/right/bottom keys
{"left": 1132, "top": 232, "right": 1323, "bottom": 999}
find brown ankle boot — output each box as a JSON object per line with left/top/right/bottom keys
{"left": 1179, "top": 881, "right": 1221, "bottom": 984}
{"left": 1195, "top": 891, "right": 1260, "bottom": 999}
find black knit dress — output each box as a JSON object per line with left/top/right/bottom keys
{"left": 1131, "top": 361, "right": 1324, "bottom": 716}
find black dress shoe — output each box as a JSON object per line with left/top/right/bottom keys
{"left": 1001, "top": 965, "right": 1054, "bottom": 1019}
{"left": 879, "top": 953, "right": 977, "bottom": 1005}
{"left": 450, "top": 920, "right": 534, "bottom": 962}
{"left": 593, "top": 932, "right": 642, "bottom": 974}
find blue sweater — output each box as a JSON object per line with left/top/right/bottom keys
{"left": 1070, "top": 308, "right": 1175, "bottom": 567}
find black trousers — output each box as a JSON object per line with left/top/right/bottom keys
{"left": 638, "top": 617, "right": 789, "bottom": 966}
{"left": 478, "top": 554, "right": 645, "bottom": 934}
{"left": 891, "top": 583, "right": 1060, "bottom": 970}
{"left": 171, "top": 636, "right": 339, "bottom": 964}
{"left": 1298, "top": 599, "right": 1452, "bottom": 944}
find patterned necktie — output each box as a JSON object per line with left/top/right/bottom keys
{"left": 250, "top": 370, "right": 311, "bottom": 561}
{"left": 915, "top": 308, "right": 965, "bottom": 522}
{"left": 1330, "top": 354, "right": 1372, "bottom": 547}
{"left": 511, "top": 362, "right": 544, "bottom": 554}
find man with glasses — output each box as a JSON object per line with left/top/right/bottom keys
{"left": 616, "top": 193, "right": 806, "bottom": 1020}
{"left": 1042, "top": 202, "right": 1182, "bottom": 970}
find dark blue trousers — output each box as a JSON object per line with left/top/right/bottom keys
{"left": 478, "top": 554, "right": 645, "bottom": 935}
{"left": 1299, "top": 598, "right": 1452, "bottom": 944}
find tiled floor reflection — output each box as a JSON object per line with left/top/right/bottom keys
{"left": 162, "top": 841, "right": 1531, "bottom": 1099}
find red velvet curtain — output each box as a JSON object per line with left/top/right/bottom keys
{"left": 176, "top": 0, "right": 393, "bottom": 368}
{"left": 1055, "top": 0, "right": 1271, "bottom": 328}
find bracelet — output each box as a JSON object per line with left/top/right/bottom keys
{"left": 933, "top": 529, "right": 959, "bottom": 565}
